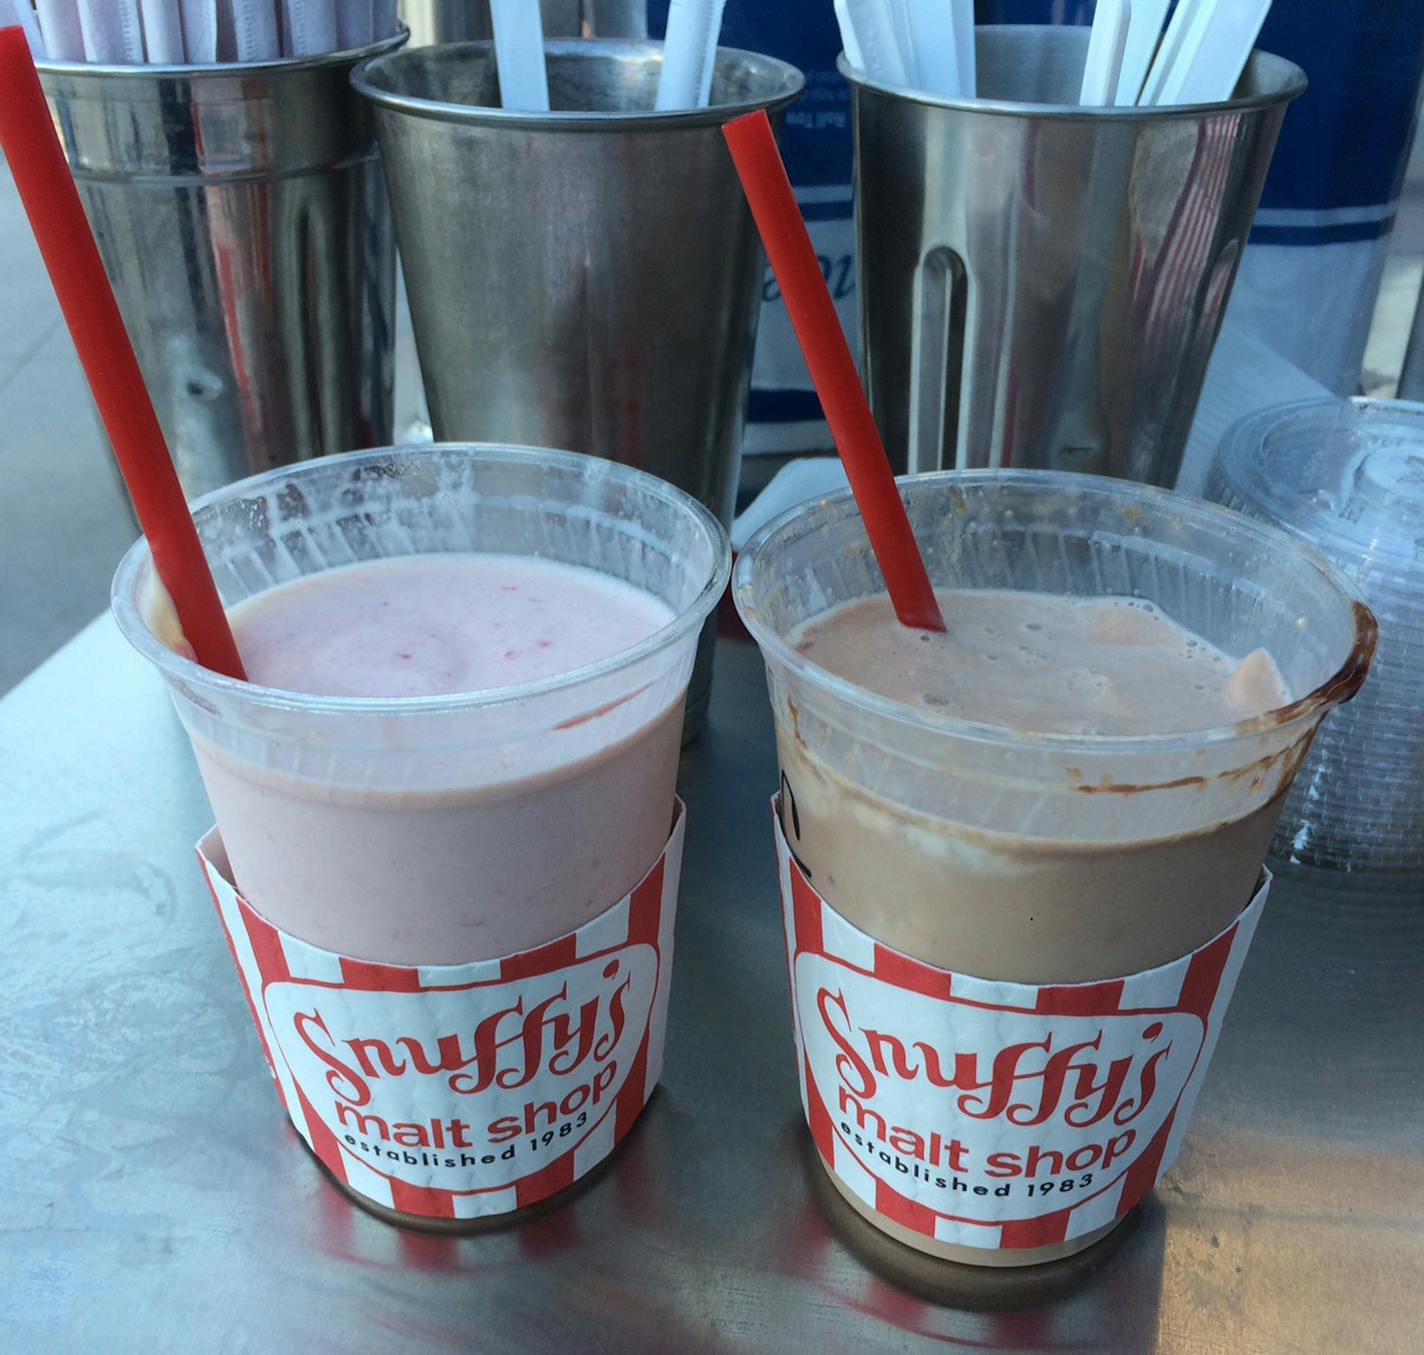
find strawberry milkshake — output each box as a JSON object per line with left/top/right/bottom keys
{"left": 112, "top": 445, "right": 730, "bottom": 1228}
{"left": 194, "top": 553, "right": 681, "bottom": 963}
{"left": 113, "top": 445, "right": 730, "bottom": 965}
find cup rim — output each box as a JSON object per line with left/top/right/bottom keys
{"left": 112, "top": 444, "right": 732, "bottom": 718}
{"left": 837, "top": 27, "right": 1307, "bottom": 120}
{"left": 352, "top": 37, "right": 806, "bottom": 131}
{"left": 35, "top": 24, "right": 408, "bottom": 81}
{"left": 733, "top": 469, "right": 1376, "bottom": 755}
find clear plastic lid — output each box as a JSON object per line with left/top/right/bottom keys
{"left": 1207, "top": 398, "right": 1424, "bottom": 872}
{"left": 1209, "top": 398, "right": 1424, "bottom": 565}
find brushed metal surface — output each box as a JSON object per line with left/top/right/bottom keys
{"left": 36, "top": 34, "right": 405, "bottom": 500}
{"left": 1, "top": 620, "right": 1419, "bottom": 1352}
{"left": 851, "top": 26, "right": 1305, "bottom": 486}
{"left": 355, "top": 40, "right": 801, "bottom": 530}
{"left": 354, "top": 40, "right": 802, "bottom": 737}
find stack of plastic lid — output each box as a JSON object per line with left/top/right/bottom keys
{"left": 1206, "top": 397, "right": 1424, "bottom": 874}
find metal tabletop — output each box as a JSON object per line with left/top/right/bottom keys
{"left": 3, "top": 619, "right": 1421, "bottom": 1353}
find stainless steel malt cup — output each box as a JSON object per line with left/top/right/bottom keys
{"left": 38, "top": 32, "right": 406, "bottom": 500}
{"left": 354, "top": 40, "right": 804, "bottom": 735}
{"left": 849, "top": 25, "right": 1305, "bottom": 486}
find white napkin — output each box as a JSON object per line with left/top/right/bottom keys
{"left": 1176, "top": 315, "right": 1333, "bottom": 497}
{"left": 732, "top": 459, "right": 850, "bottom": 552}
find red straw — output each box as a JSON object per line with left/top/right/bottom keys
{"left": 0, "top": 26, "right": 246, "bottom": 679}
{"left": 723, "top": 110, "right": 945, "bottom": 633}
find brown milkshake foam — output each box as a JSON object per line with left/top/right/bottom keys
{"left": 777, "top": 589, "right": 1293, "bottom": 985}
{"left": 791, "top": 590, "right": 1290, "bottom": 736}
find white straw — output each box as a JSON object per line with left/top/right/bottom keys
{"left": 233, "top": 0, "right": 280, "bottom": 59}
{"left": 1113, "top": 0, "right": 1170, "bottom": 105}
{"left": 77, "top": 0, "right": 143, "bottom": 62}
{"left": 36, "top": 0, "right": 83, "bottom": 60}
{"left": 138, "top": 0, "right": 184, "bottom": 62}
{"left": 1156, "top": 0, "right": 1272, "bottom": 105}
{"left": 1139, "top": 0, "right": 1208, "bottom": 106}
{"left": 950, "top": 0, "right": 974, "bottom": 97}
{"left": 280, "top": 0, "right": 336, "bottom": 58}
{"left": 490, "top": 0, "right": 549, "bottom": 111}
{"left": 840, "top": 0, "right": 911, "bottom": 87}
{"left": 885, "top": 0, "right": 920, "bottom": 89}
{"left": 834, "top": 0, "right": 866, "bottom": 73}
{"left": 178, "top": 0, "right": 216, "bottom": 61}
{"left": 1079, "top": 0, "right": 1131, "bottom": 105}
{"left": 655, "top": 0, "right": 727, "bottom": 110}
{"left": 336, "top": 0, "right": 374, "bottom": 50}
{"left": 905, "top": 0, "right": 959, "bottom": 97}
{"left": 8, "top": 0, "right": 46, "bottom": 56}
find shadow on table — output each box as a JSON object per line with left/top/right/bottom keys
{"left": 305, "top": 1087, "right": 667, "bottom": 1260}
{"left": 786, "top": 1120, "right": 1168, "bottom": 1347}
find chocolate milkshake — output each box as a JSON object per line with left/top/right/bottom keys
{"left": 780, "top": 590, "right": 1291, "bottom": 983}
{"left": 736, "top": 471, "right": 1375, "bottom": 1267}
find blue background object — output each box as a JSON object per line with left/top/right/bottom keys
{"left": 645, "top": 0, "right": 852, "bottom": 190}
{"left": 647, "top": 0, "right": 856, "bottom": 440}
{"left": 974, "top": 0, "right": 1424, "bottom": 239}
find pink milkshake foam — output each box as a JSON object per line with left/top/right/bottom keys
{"left": 191, "top": 553, "right": 682, "bottom": 963}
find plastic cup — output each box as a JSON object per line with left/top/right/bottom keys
{"left": 734, "top": 469, "right": 1374, "bottom": 1266}
{"left": 112, "top": 444, "right": 730, "bottom": 965}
